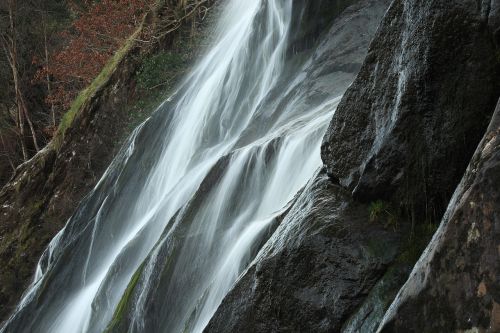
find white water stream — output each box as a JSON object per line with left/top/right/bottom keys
{"left": 1, "top": 0, "right": 355, "bottom": 332}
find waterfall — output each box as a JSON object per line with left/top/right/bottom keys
{"left": 1, "top": 0, "right": 356, "bottom": 332}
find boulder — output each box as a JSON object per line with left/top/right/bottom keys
{"left": 205, "top": 171, "right": 404, "bottom": 333}
{"left": 321, "top": 0, "right": 500, "bottom": 222}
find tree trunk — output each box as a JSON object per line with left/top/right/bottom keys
{"left": 5, "top": 0, "right": 39, "bottom": 157}
{"left": 43, "top": 10, "right": 56, "bottom": 127}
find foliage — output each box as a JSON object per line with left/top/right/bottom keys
{"left": 0, "top": 0, "right": 211, "bottom": 182}
{"left": 34, "top": 0, "right": 153, "bottom": 113}
{"left": 369, "top": 200, "right": 386, "bottom": 222}
{"left": 54, "top": 27, "right": 142, "bottom": 148}
{"left": 0, "top": 0, "right": 71, "bottom": 171}
{"left": 369, "top": 200, "right": 398, "bottom": 230}
{"left": 137, "top": 51, "right": 184, "bottom": 91}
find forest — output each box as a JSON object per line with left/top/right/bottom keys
{"left": 0, "top": 0, "right": 205, "bottom": 185}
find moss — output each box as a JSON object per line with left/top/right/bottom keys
{"left": 53, "top": 27, "right": 143, "bottom": 150}
{"left": 341, "top": 264, "right": 409, "bottom": 332}
{"left": 25, "top": 199, "right": 46, "bottom": 216}
{"left": 104, "top": 262, "right": 146, "bottom": 332}
{"left": 365, "top": 238, "right": 390, "bottom": 259}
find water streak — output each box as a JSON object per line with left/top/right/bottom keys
{"left": 1, "top": 1, "right": 354, "bottom": 332}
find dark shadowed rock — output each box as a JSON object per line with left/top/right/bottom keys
{"left": 377, "top": 99, "right": 500, "bottom": 332}
{"left": 204, "top": 170, "right": 404, "bottom": 333}
{"left": 321, "top": 0, "right": 500, "bottom": 222}
{"left": 288, "top": 0, "right": 357, "bottom": 53}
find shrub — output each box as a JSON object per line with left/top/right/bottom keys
{"left": 369, "top": 200, "right": 398, "bottom": 230}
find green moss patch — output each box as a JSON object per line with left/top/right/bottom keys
{"left": 53, "top": 27, "right": 143, "bottom": 149}
{"left": 105, "top": 262, "right": 146, "bottom": 332}
{"left": 368, "top": 200, "right": 399, "bottom": 229}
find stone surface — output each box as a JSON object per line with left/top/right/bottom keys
{"left": 377, "top": 99, "right": 500, "bottom": 332}
{"left": 321, "top": 0, "right": 500, "bottom": 223}
{"left": 204, "top": 170, "right": 403, "bottom": 333}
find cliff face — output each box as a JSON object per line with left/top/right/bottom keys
{"left": 321, "top": 1, "right": 500, "bottom": 330}
{"left": 205, "top": 170, "right": 405, "bottom": 333}
{"left": 0, "top": 2, "right": 218, "bottom": 323}
{"left": 378, "top": 99, "right": 500, "bottom": 332}
{"left": 321, "top": 0, "right": 500, "bottom": 221}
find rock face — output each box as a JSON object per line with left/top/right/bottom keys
{"left": 321, "top": 0, "right": 500, "bottom": 222}
{"left": 288, "top": 0, "right": 355, "bottom": 52}
{"left": 377, "top": 99, "right": 500, "bottom": 332}
{"left": 205, "top": 171, "right": 404, "bottom": 333}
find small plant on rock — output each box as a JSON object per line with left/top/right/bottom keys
{"left": 369, "top": 200, "right": 387, "bottom": 222}
{"left": 369, "top": 200, "right": 398, "bottom": 230}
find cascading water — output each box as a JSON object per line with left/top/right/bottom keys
{"left": 1, "top": 0, "right": 364, "bottom": 332}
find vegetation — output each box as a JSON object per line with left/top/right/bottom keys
{"left": 368, "top": 200, "right": 398, "bottom": 230}
{"left": 105, "top": 262, "right": 145, "bottom": 332}
{"left": 34, "top": 0, "right": 153, "bottom": 116}
{"left": 0, "top": 0, "right": 211, "bottom": 187}
{"left": 367, "top": 198, "right": 438, "bottom": 264}
{"left": 137, "top": 51, "right": 184, "bottom": 91}
{"left": 0, "top": 0, "right": 151, "bottom": 185}
{"left": 0, "top": 0, "right": 216, "bottom": 322}
{"left": 0, "top": 0, "right": 69, "bottom": 174}
{"left": 53, "top": 27, "right": 142, "bottom": 149}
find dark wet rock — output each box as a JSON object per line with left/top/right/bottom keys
{"left": 377, "top": 100, "right": 500, "bottom": 332}
{"left": 204, "top": 170, "right": 404, "bottom": 333}
{"left": 303, "top": 0, "right": 391, "bottom": 98}
{"left": 288, "top": 0, "right": 356, "bottom": 53}
{"left": 489, "top": 0, "right": 500, "bottom": 39}
{"left": 321, "top": 0, "right": 500, "bottom": 222}
{"left": 208, "top": 0, "right": 500, "bottom": 331}
{"left": 341, "top": 262, "right": 410, "bottom": 333}
{"left": 235, "top": 0, "right": 390, "bottom": 150}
